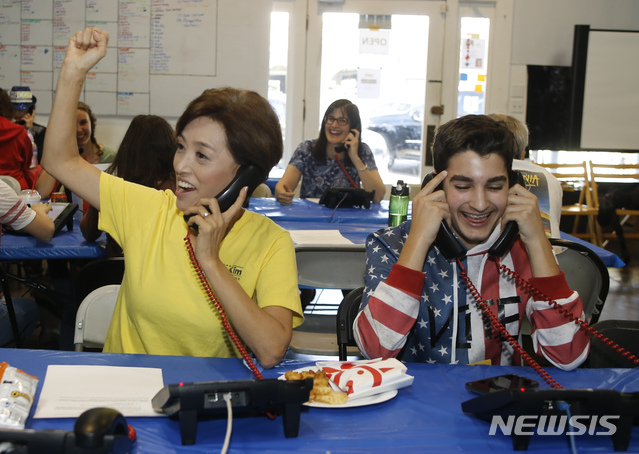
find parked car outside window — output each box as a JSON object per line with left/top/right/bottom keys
{"left": 366, "top": 103, "right": 423, "bottom": 170}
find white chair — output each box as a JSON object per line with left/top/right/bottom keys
{"left": 74, "top": 285, "right": 120, "bottom": 351}
{"left": 250, "top": 183, "right": 272, "bottom": 198}
{"left": 288, "top": 245, "right": 366, "bottom": 358}
{"left": 0, "top": 175, "right": 21, "bottom": 195}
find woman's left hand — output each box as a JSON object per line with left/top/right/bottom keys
{"left": 184, "top": 186, "right": 248, "bottom": 265}
{"left": 344, "top": 128, "right": 360, "bottom": 161}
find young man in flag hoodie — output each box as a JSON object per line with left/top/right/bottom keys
{"left": 354, "top": 115, "right": 589, "bottom": 370}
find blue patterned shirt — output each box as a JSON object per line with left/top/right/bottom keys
{"left": 288, "top": 139, "right": 378, "bottom": 198}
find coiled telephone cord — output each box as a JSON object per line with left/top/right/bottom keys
{"left": 185, "top": 235, "right": 265, "bottom": 380}
{"left": 457, "top": 258, "right": 563, "bottom": 389}
{"left": 496, "top": 260, "right": 639, "bottom": 366}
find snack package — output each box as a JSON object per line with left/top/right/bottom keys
{"left": 0, "top": 362, "right": 39, "bottom": 429}
{"left": 316, "top": 358, "right": 414, "bottom": 400}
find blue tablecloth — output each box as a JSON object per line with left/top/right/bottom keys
{"left": 0, "top": 220, "right": 106, "bottom": 261}
{"left": 560, "top": 232, "right": 625, "bottom": 268}
{"left": 248, "top": 197, "right": 393, "bottom": 224}
{"left": 2, "top": 348, "right": 638, "bottom": 453}
{"left": 0, "top": 199, "right": 622, "bottom": 268}
{"left": 248, "top": 198, "right": 624, "bottom": 268}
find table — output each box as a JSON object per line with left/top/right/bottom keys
{"left": 248, "top": 197, "right": 393, "bottom": 225}
{"left": 248, "top": 198, "right": 624, "bottom": 268}
{"left": 561, "top": 232, "right": 625, "bottom": 268}
{"left": 2, "top": 348, "right": 638, "bottom": 453}
{"left": 0, "top": 220, "right": 106, "bottom": 261}
{"left": 0, "top": 220, "right": 106, "bottom": 347}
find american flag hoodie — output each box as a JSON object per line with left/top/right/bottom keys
{"left": 353, "top": 221, "right": 590, "bottom": 370}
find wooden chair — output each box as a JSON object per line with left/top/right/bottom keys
{"left": 589, "top": 162, "right": 639, "bottom": 251}
{"left": 533, "top": 161, "right": 602, "bottom": 246}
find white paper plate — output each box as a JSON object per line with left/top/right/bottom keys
{"left": 279, "top": 366, "right": 399, "bottom": 409}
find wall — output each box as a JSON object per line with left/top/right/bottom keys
{"left": 511, "top": 0, "right": 639, "bottom": 66}
{"left": 31, "top": 0, "right": 639, "bottom": 152}
{"left": 3, "top": 0, "right": 272, "bottom": 152}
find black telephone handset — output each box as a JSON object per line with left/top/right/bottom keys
{"left": 183, "top": 164, "right": 265, "bottom": 231}
{"left": 335, "top": 128, "right": 360, "bottom": 154}
{"left": 421, "top": 170, "right": 526, "bottom": 261}
{"left": 335, "top": 104, "right": 362, "bottom": 153}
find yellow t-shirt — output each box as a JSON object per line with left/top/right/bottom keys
{"left": 98, "top": 172, "right": 303, "bottom": 357}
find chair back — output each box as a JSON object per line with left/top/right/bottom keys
{"left": 250, "top": 183, "right": 272, "bottom": 198}
{"left": 74, "top": 284, "right": 120, "bottom": 351}
{"left": 74, "top": 257, "right": 125, "bottom": 306}
{"left": 534, "top": 161, "right": 595, "bottom": 207}
{"left": 588, "top": 320, "right": 639, "bottom": 368}
{"left": 534, "top": 161, "right": 601, "bottom": 245}
{"left": 72, "top": 258, "right": 125, "bottom": 351}
{"left": 295, "top": 245, "right": 366, "bottom": 290}
{"left": 337, "top": 287, "right": 364, "bottom": 361}
{"left": 590, "top": 162, "right": 639, "bottom": 208}
{"left": 0, "top": 175, "right": 21, "bottom": 195}
{"left": 549, "top": 238, "right": 609, "bottom": 324}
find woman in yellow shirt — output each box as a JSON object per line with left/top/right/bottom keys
{"left": 43, "top": 27, "right": 303, "bottom": 369}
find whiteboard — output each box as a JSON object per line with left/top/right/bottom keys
{"left": 580, "top": 30, "right": 639, "bottom": 150}
{"left": 0, "top": 0, "right": 272, "bottom": 118}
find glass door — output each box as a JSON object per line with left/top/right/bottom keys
{"left": 305, "top": 0, "right": 447, "bottom": 184}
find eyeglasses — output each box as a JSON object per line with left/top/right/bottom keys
{"left": 325, "top": 115, "right": 350, "bottom": 126}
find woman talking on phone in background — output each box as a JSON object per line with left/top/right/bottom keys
{"left": 275, "top": 99, "right": 386, "bottom": 205}
{"left": 42, "top": 27, "right": 303, "bottom": 368}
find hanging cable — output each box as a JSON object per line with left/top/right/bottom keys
{"left": 335, "top": 154, "right": 359, "bottom": 189}
{"left": 220, "top": 392, "right": 233, "bottom": 454}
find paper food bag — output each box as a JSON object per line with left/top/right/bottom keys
{"left": 316, "top": 358, "right": 414, "bottom": 400}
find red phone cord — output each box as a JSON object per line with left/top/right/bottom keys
{"left": 335, "top": 154, "right": 359, "bottom": 189}
{"left": 495, "top": 260, "right": 639, "bottom": 366}
{"left": 456, "top": 258, "right": 563, "bottom": 389}
{"left": 184, "top": 235, "right": 265, "bottom": 380}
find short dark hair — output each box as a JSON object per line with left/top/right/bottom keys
{"left": 433, "top": 114, "right": 515, "bottom": 173}
{"left": 311, "top": 99, "right": 362, "bottom": 166}
{"left": 176, "top": 87, "right": 282, "bottom": 179}
{"left": 107, "top": 115, "right": 176, "bottom": 189}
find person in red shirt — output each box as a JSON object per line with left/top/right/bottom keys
{"left": 0, "top": 88, "right": 35, "bottom": 190}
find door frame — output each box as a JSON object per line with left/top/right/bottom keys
{"left": 303, "top": 0, "right": 448, "bottom": 174}
{"left": 279, "top": 0, "right": 515, "bottom": 174}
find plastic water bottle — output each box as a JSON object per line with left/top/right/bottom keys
{"left": 388, "top": 180, "right": 410, "bottom": 227}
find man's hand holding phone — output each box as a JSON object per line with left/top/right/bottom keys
{"left": 397, "top": 171, "right": 449, "bottom": 271}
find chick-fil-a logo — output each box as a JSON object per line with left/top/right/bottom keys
{"left": 322, "top": 363, "right": 394, "bottom": 395}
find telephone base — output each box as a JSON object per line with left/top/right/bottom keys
{"left": 152, "top": 378, "right": 313, "bottom": 445}
{"left": 462, "top": 388, "right": 639, "bottom": 451}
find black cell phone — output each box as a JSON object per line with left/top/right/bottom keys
{"left": 183, "top": 164, "right": 265, "bottom": 231}
{"left": 465, "top": 374, "right": 539, "bottom": 395}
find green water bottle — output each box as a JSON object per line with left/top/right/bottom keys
{"left": 388, "top": 180, "right": 410, "bottom": 227}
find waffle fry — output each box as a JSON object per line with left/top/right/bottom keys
{"left": 284, "top": 369, "right": 348, "bottom": 405}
